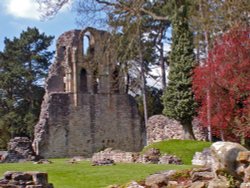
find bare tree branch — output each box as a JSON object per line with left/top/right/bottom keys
{"left": 140, "top": 8, "right": 169, "bottom": 21}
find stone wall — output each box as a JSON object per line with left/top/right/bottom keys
{"left": 0, "top": 171, "right": 53, "bottom": 188}
{"left": 146, "top": 115, "right": 207, "bottom": 145}
{"left": 1, "top": 137, "right": 37, "bottom": 163}
{"left": 33, "top": 28, "right": 145, "bottom": 158}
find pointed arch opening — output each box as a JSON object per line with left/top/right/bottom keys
{"left": 80, "top": 68, "right": 88, "bottom": 93}
{"left": 82, "top": 32, "right": 90, "bottom": 57}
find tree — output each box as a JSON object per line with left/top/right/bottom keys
{"left": 193, "top": 26, "right": 250, "bottom": 143}
{"left": 136, "top": 86, "right": 163, "bottom": 119}
{"left": 162, "top": 0, "right": 197, "bottom": 140}
{"left": 0, "top": 27, "right": 54, "bottom": 148}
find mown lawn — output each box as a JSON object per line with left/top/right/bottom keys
{"left": 143, "top": 139, "right": 211, "bottom": 164}
{"left": 0, "top": 159, "right": 192, "bottom": 188}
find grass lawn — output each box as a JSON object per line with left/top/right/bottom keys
{"left": 0, "top": 159, "right": 192, "bottom": 188}
{"left": 143, "top": 139, "right": 211, "bottom": 164}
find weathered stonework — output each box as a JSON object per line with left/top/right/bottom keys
{"left": 33, "top": 28, "right": 145, "bottom": 158}
{"left": 146, "top": 115, "right": 207, "bottom": 145}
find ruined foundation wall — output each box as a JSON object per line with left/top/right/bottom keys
{"left": 34, "top": 93, "right": 144, "bottom": 158}
{"left": 33, "top": 28, "right": 145, "bottom": 158}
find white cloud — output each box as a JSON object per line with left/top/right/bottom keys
{"left": 4, "top": 0, "right": 40, "bottom": 20}
{"left": 3, "top": 0, "right": 72, "bottom": 20}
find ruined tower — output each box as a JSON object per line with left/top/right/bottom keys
{"left": 33, "top": 28, "right": 145, "bottom": 158}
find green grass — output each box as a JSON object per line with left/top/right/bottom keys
{"left": 143, "top": 139, "right": 211, "bottom": 165}
{"left": 0, "top": 159, "right": 192, "bottom": 188}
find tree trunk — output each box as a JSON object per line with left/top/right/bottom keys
{"left": 160, "top": 42, "right": 166, "bottom": 89}
{"left": 182, "top": 121, "right": 196, "bottom": 140}
{"left": 138, "top": 25, "right": 148, "bottom": 125}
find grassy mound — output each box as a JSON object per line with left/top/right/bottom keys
{"left": 143, "top": 139, "right": 211, "bottom": 164}
{"left": 0, "top": 159, "right": 192, "bottom": 188}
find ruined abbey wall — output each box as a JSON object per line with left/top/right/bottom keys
{"left": 33, "top": 28, "right": 145, "bottom": 158}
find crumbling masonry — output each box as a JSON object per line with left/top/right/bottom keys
{"left": 33, "top": 28, "right": 145, "bottom": 158}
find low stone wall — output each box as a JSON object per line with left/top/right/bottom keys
{"left": 92, "top": 148, "right": 182, "bottom": 165}
{"left": 92, "top": 148, "right": 138, "bottom": 163}
{"left": 146, "top": 115, "right": 207, "bottom": 145}
{"left": 0, "top": 171, "right": 53, "bottom": 188}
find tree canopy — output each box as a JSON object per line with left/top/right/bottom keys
{"left": 193, "top": 26, "right": 250, "bottom": 143}
{"left": 0, "top": 27, "right": 54, "bottom": 149}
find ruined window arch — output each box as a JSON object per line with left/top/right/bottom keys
{"left": 80, "top": 68, "right": 88, "bottom": 93}
{"left": 111, "top": 68, "right": 119, "bottom": 93}
{"left": 83, "top": 32, "right": 90, "bottom": 56}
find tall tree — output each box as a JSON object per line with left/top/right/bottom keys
{"left": 193, "top": 26, "right": 250, "bottom": 143}
{"left": 162, "top": 0, "right": 197, "bottom": 140}
{"left": 0, "top": 27, "right": 54, "bottom": 148}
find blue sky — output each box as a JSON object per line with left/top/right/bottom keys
{"left": 0, "top": 0, "right": 78, "bottom": 51}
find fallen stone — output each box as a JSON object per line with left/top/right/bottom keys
{"left": 237, "top": 151, "right": 250, "bottom": 163}
{"left": 145, "top": 173, "right": 168, "bottom": 187}
{"left": 144, "top": 170, "right": 178, "bottom": 188}
{"left": 190, "top": 168, "right": 214, "bottom": 182}
{"left": 159, "top": 154, "right": 182, "bottom": 165}
{"left": 243, "top": 166, "right": 250, "bottom": 183}
{"left": 33, "top": 159, "right": 52, "bottom": 164}
{"left": 167, "top": 180, "right": 178, "bottom": 187}
{"left": 126, "top": 181, "right": 145, "bottom": 188}
{"left": 1, "top": 137, "right": 38, "bottom": 163}
{"left": 207, "top": 176, "right": 230, "bottom": 188}
{"left": 12, "top": 172, "right": 32, "bottom": 181}
{"left": 141, "top": 148, "right": 161, "bottom": 164}
{"left": 92, "top": 158, "right": 115, "bottom": 166}
{"left": 192, "top": 148, "right": 212, "bottom": 167}
{"left": 240, "top": 182, "right": 250, "bottom": 188}
{"left": 210, "top": 141, "right": 248, "bottom": 179}
{"left": 190, "top": 181, "right": 206, "bottom": 188}
{"left": 0, "top": 171, "right": 53, "bottom": 188}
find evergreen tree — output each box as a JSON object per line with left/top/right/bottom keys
{"left": 0, "top": 27, "right": 54, "bottom": 148}
{"left": 162, "top": 0, "right": 196, "bottom": 140}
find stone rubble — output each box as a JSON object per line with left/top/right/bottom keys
{"left": 92, "top": 158, "right": 115, "bottom": 166}
{"left": 107, "top": 142, "right": 250, "bottom": 188}
{"left": 192, "top": 148, "right": 212, "bottom": 166}
{"left": 1, "top": 137, "right": 38, "bottom": 163}
{"left": 0, "top": 171, "right": 53, "bottom": 188}
{"left": 92, "top": 147, "right": 183, "bottom": 165}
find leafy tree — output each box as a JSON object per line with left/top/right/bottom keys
{"left": 162, "top": 0, "right": 197, "bottom": 140}
{"left": 0, "top": 27, "right": 54, "bottom": 148}
{"left": 136, "top": 86, "right": 164, "bottom": 119}
{"left": 193, "top": 26, "right": 250, "bottom": 143}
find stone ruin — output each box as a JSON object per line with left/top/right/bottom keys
{"left": 146, "top": 115, "right": 207, "bottom": 145}
{"left": 33, "top": 27, "right": 145, "bottom": 158}
{"left": 0, "top": 171, "right": 53, "bottom": 188}
{"left": 1, "top": 137, "right": 38, "bottom": 163}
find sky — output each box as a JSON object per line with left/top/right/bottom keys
{"left": 0, "top": 0, "right": 77, "bottom": 51}
{"left": 0, "top": 0, "right": 170, "bottom": 88}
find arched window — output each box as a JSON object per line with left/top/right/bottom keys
{"left": 112, "top": 69, "right": 119, "bottom": 93}
{"left": 83, "top": 32, "right": 90, "bottom": 56}
{"left": 80, "top": 69, "right": 88, "bottom": 93}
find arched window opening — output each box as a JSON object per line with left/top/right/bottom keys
{"left": 80, "top": 69, "right": 88, "bottom": 93}
{"left": 112, "top": 69, "right": 120, "bottom": 93}
{"left": 83, "top": 32, "right": 91, "bottom": 56}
